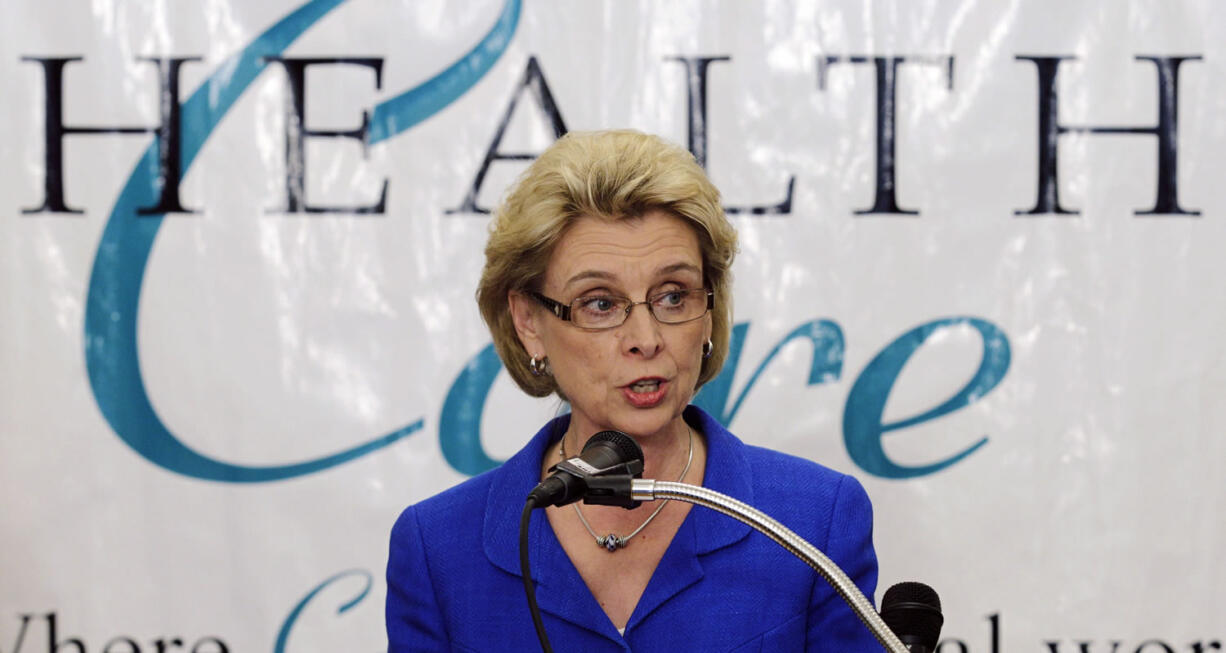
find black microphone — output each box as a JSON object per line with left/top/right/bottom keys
{"left": 880, "top": 582, "right": 943, "bottom": 653}
{"left": 526, "top": 430, "right": 644, "bottom": 508}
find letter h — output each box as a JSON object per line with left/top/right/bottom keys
{"left": 22, "top": 56, "right": 199, "bottom": 215}
{"left": 1015, "top": 55, "right": 1201, "bottom": 216}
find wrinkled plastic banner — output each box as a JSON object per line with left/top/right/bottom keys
{"left": 2, "top": 0, "right": 1223, "bottom": 650}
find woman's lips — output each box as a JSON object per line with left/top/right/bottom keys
{"left": 622, "top": 378, "right": 668, "bottom": 408}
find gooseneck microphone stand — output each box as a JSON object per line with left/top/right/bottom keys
{"left": 597, "top": 477, "right": 911, "bottom": 652}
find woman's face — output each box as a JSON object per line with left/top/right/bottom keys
{"left": 510, "top": 209, "right": 712, "bottom": 441}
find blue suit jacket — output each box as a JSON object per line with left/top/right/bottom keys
{"left": 386, "top": 406, "right": 879, "bottom": 652}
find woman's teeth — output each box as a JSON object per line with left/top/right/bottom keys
{"left": 630, "top": 380, "right": 660, "bottom": 393}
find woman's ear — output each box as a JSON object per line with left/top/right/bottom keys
{"left": 508, "top": 291, "right": 545, "bottom": 356}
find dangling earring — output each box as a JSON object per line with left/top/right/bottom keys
{"left": 702, "top": 339, "right": 713, "bottom": 359}
{"left": 529, "top": 354, "right": 549, "bottom": 376}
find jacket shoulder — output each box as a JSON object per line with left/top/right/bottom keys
{"left": 394, "top": 467, "right": 497, "bottom": 539}
{"left": 739, "top": 443, "right": 873, "bottom": 540}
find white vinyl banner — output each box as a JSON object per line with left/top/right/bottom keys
{"left": 2, "top": 1, "right": 1223, "bottom": 651}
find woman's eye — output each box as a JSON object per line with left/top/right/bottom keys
{"left": 654, "top": 290, "right": 686, "bottom": 308}
{"left": 579, "top": 297, "right": 616, "bottom": 313}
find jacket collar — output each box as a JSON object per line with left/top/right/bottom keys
{"left": 482, "top": 406, "right": 753, "bottom": 636}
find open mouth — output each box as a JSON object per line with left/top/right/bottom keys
{"left": 622, "top": 378, "right": 668, "bottom": 408}
{"left": 629, "top": 379, "right": 662, "bottom": 393}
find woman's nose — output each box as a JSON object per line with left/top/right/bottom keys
{"left": 620, "top": 302, "right": 663, "bottom": 357}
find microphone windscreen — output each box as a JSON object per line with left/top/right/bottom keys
{"left": 880, "top": 581, "right": 943, "bottom": 649}
{"left": 581, "top": 430, "right": 643, "bottom": 468}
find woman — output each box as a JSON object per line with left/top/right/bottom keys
{"left": 387, "top": 130, "right": 879, "bottom": 651}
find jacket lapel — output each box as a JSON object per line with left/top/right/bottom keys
{"left": 482, "top": 415, "right": 621, "bottom": 640}
{"left": 622, "top": 406, "right": 754, "bottom": 630}
{"left": 686, "top": 405, "right": 755, "bottom": 556}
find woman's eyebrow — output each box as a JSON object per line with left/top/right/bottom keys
{"left": 656, "top": 262, "right": 702, "bottom": 277}
{"left": 562, "top": 269, "right": 616, "bottom": 291}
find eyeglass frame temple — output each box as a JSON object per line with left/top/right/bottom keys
{"left": 528, "top": 290, "right": 572, "bottom": 321}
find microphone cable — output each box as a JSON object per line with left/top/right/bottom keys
{"left": 520, "top": 497, "right": 554, "bottom": 652}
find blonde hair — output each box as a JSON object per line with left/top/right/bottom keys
{"left": 476, "top": 130, "right": 738, "bottom": 397}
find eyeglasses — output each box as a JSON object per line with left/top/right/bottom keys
{"left": 530, "top": 288, "right": 714, "bottom": 330}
